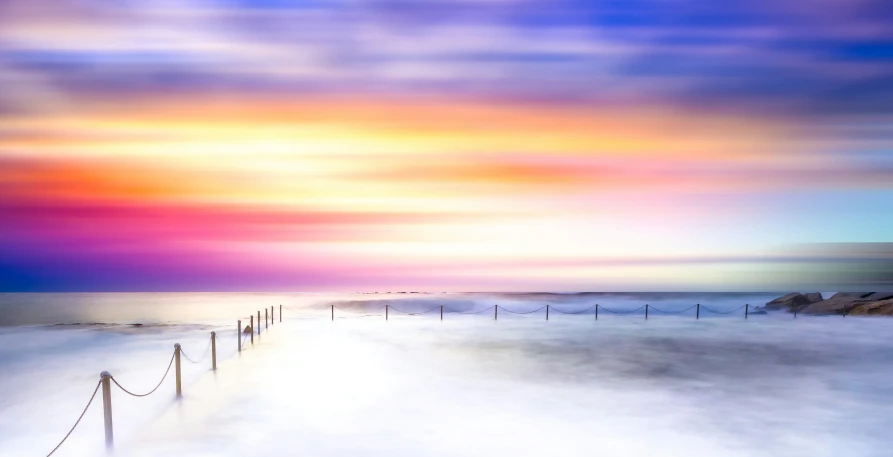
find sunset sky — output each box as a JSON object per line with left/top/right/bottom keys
{"left": 1, "top": 0, "right": 892, "bottom": 291}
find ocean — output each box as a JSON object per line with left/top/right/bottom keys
{"left": 1, "top": 292, "right": 891, "bottom": 456}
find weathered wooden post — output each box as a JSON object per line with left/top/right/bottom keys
{"left": 595, "top": 304, "right": 599, "bottom": 320}
{"left": 257, "top": 311, "right": 261, "bottom": 336}
{"left": 265, "top": 308, "right": 268, "bottom": 330}
{"left": 645, "top": 304, "right": 649, "bottom": 320}
{"left": 745, "top": 304, "right": 749, "bottom": 320}
{"left": 280, "top": 304, "right": 282, "bottom": 322}
{"left": 386, "top": 304, "right": 389, "bottom": 321}
{"left": 211, "top": 331, "right": 217, "bottom": 371}
{"left": 440, "top": 305, "right": 443, "bottom": 321}
{"left": 270, "top": 306, "right": 274, "bottom": 326}
{"left": 546, "top": 305, "right": 550, "bottom": 321}
{"left": 794, "top": 307, "right": 797, "bottom": 319}
{"left": 494, "top": 306, "right": 498, "bottom": 320}
{"left": 100, "top": 371, "right": 113, "bottom": 451}
{"left": 696, "top": 303, "right": 700, "bottom": 320}
{"left": 174, "top": 343, "right": 182, "bottom": 397}
{"left": 250, "top": 315, "right": 254, "bottom": 344}
{"left": 331, "top": 304, "right": 334, "bottom": 321}
{"left": 238, "top": 320, "right": 242, "bottom": 352}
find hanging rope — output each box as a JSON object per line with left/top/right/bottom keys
{"left": 110, "top": 351, "right": 175, "bottom": 397}
{"left": 700, "top": 305, "right": 747, "bottom": 315}
{"left": 332, "top": 304, "right": 388, "bottom": 313}
{"left": 549, "top": 304, "right": 598, "bottom": 315}
{"left": 282, "top": 303, "right": 753, "bottom": 318}
{"left": 180, "top": 338, "right": 211, "bottom": 364}
{"left": 443, "top": 306, "right": 497, "bottom": 314}
{"left": 44, "top": 380, "right": 101, "bottom": 457}
{"left": 599, "top": 305, "right": 647, "bottom": 315}
{"left": 498, "top": 306, "right": 548, "bottom": 315}
{"left": 388, "top": 305, "right": 442, "bottom": 315}
{"left": 647, "top": 305, "right": 698, "bottom": 315}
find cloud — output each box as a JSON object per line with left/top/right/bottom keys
{"left": 1, "top": 0, "right": 891, "bottom": 115}
{"left": 2, "top": 1, "right": 893, "bottom": 290}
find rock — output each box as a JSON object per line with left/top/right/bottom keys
{"left": 748, "top": 308, "right": 768, "bottom": 315}
{"left": 803, "top": 292, "right": 824, "bottom": 303}
{"left": 243, "top": 325, "right": 253, "bottom": 334}
{"left": 765, "top": 293, "right": 805, "bottom": 309}
{"left": 846, "top": 298, "right": 893, "bottom": 316}
{"left": 799, "top": 292, "right": 873, "bottom": 315}
{"left": 765, "top": 293, "right": 814, "bottom": 311}
{"left": 864, "top": 292, "right": 893, "bottom": 301}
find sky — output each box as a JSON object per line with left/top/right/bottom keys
{"left": 1, "top": 0, "right": 892, "bottom": 291}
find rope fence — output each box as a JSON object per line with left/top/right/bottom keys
{"left": 37, "top": 299, "right": 805, "bottom": 456}
{"left": 180, "top": 339, "right": 212, "bottom": 364}
{"left": 280, "top": 302, "right": 763, "bottom": 321}
{"left": 110, "top": 352, "right": 176, "bottom": 398}
{"left": 700, "top": 305, "right": 749, "bottom": 315}
{"left": 44, "top": 381, "right": 101, "bottom": 457}
{"left": 43, "top": 304, "right": 283, "bottom": 456}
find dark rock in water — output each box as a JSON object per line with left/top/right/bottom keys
{"left": 765, "top": 293, "right": 803, "bottom": 309}
{"left": 748, "top": 308, "right": 768, "bottom": 315}
{"left": 864, "top": 292, "right": 893, "bottom": 301}
{"left": 767, "top": 291, "right": 893, "bottom": 316}
{"left": 765, "top": 292, "right": 824, "bottom": 312}
{"left": 243, "top": 325, "right": 253, "bottom": 334}
{"left": 800, "top": 292, "right": 874, "bottom": 315}
{"left": 803, "top": 293, "right": 824, "bottom": 304}
{"left": 846, "top": 298, "right": 893, "bottom": 316}
{"left": 765, "top": 293, "right": 810, "bottom": 311}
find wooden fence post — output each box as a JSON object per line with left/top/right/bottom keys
{"left": 211, "top": 331, "right": 217, "bottom": 371}
{"left": 174, "top": 343, "right": 182, "bottom": 397}
{"left": 100, "top": 371, "right": 113, "bottom": 451}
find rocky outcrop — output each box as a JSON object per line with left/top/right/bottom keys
{"left": 764, "top": 292, "right": 823, "bottom": 312}
{"left": 243, "top": 325, "right": 253, "bottom": 334}
{"left": 800, "top": 292, "right": 874, "bottom": 315}
{"left": 803, "top": 292, "right": 824, "bottom": 303}
{"left": 863, "top": 292, "right": 893, "bottom": 301}
{"left": 767, "top": 292, "right": 893, "bottom": 316}
{"left": 845, "top": 298, "right": 893, "bottom": 316}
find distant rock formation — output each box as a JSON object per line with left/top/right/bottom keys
{"left": 764, "top": 292, "right": 823, "bottom": 312}
{"left": 243, "top": 325, "right": 253, "bottom": 334}
{"left": 766, "top": 292, "right": 893, "bottom": 316}
{"left": 845, "top": 298, "right": 893, "bottom": 316}
{"left": 803, "top": 292, "right": 824, "bottom": 303}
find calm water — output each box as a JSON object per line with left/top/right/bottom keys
{"left": 1, "top": 292, "right": 891, "bottom": 457}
